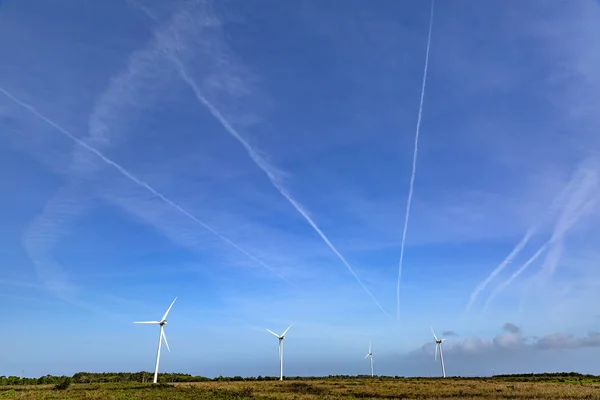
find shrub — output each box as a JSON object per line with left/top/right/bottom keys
{"left": 153, "top": 383, "right": 173, "bottom": 389}
{"left": 286, "top": 382, "right": 327, "bottom": 395}
{"left": 52, "top": 377, "right": 71, "bottom": 391}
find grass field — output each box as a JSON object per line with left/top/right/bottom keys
{"left": 3, "top": 377, "right": 600, "bottom": 399}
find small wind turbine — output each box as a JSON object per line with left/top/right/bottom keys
{"left": 266, "top": 325, "right": 291, "bottom": 381}
{"left": 364, "top": 342, "right": 374, "bottom": 377}
{"left": 134, "top": 297, "right": 177, "bottom": 384}
{"left": 431, "top": 326, "right": 446, "bottom": 378}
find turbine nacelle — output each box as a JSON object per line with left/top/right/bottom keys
{"left": 430, "top": 326, "right": 444, "bottom": 342}
{"left": 267, "top": 325, "right": 291, "bottom": 340}
{"left": 430, "top": 326, "right": 447, "bottom": 378}
{"left": 365, "top": 342, "right": 374, "bottom": 377}
{"left": 365, "top": 342, "right": 373, "bottom": 358}
{"left": 133, "top": 297, "right": 177, "bottom": 384}
{"left": 267, "top": 325, "right": 291, "bottom": 381}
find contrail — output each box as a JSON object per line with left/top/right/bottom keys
{"left": 131, "top": 0, "right": 385, "bottom": 312}
{"left": 482, "top": 165, "right": 598, "bottom": 311}
{"left": 482, "top": 241, "right": 548, "bottom": 313}
{"left": 466, "top": 165, "right": 591, "bottom": 312}
{"left": 0, "top": 85, "right": 300, "bottom": 290}
{"left": 397, "top": 0, "right": 435, "bottom": 321}
{"left": 465, "top": 227, "right": 536, "bottom": 312}
{"left": 20, "top": 33, "right": 161, "bottom": 300}
{"left": 170, "top": 60, "right": 388, "bottom": 315}
{"left": 535, "top": 180, "right": 599, "bottom": 279}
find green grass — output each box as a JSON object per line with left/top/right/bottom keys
{"left": 3, "top": 378, "right": 600, "bottom": 399}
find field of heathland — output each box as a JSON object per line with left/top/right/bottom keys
{"left": 2, "top": 373, "right": 600, "bottom": 399}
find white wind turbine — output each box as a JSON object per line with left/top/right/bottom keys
{"left": 266, "top": 325, "right": 291, "bottom": 381}
{"left": 134, "top": 297, "right": 177, "bottom": 384}
{"left": 430, "top": 326, "right": 446, "bottom": 378}
{"left": 364, "top": 342, "right": 374, "bottom": 377}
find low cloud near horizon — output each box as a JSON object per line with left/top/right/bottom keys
{"left": 418, "top": 323, "right": 600, "bottom": 357}
{"left": 442, "top": 331, "right": 459, "bottom": 337}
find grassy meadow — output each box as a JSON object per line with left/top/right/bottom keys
{"left": 3, "top": 376, "right": 600, "bottom": 399}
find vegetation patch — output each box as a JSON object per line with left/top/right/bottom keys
{"left": 52, "top": 377, "right": 71, "bottom": 391}
{"left": 284, "top": 381, "right": 328, "bottom": 395}
{"left": 0, "top": 389, "right": 17, "bottom": 398}
{"left": 3, "top": 374, "right": 600, "bottom": 399}
{"left": 350, "top": 391, "right": 404, "bottom": 399}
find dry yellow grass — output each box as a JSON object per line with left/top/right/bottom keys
{"left": 3, "top": 378, "right": 600, "bottom": 399}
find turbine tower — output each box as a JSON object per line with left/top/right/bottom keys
{"left": 134, "top": 297, "right": 177, "bottom": 384}
{"left": 431, "top": 326, "right": 446, "bottom": 378}
{"left": 364, "top": 342, "right": 374, "bottom": 377}
{"left": 266, "top": 325, "right": 291, "bottom": 381}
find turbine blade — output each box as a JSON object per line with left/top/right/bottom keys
{"left": 430, "top": 326, "right": 438, "bottom": 341}
{"left": 162, "top": 330, "right": 170, "bottom": 352}
{"left": 266, "top": 328, "right": 280, "bottom": 338}
{"left": 161, "top": 297, "right": 177, "bottom": 322}
{"left": 369, "top": 342, "right": 372, "bottom": 353}
{"left": 281, "top": 325, "right": 292, "bottom": 337}
{"left": 365, "top": 354, "right": 370, "bottom": 359}
{"left": 134, "top": 321, "right": 160, "bottom": 324}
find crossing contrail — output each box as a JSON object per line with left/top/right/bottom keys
{"left": 127, "top": 0, "right": 386, "bottom": 314}
{"left": 0, "top": 85, "right": 300, "bottom": 290}
{"left": 397, "top": 0, "right": 435, "bottom": 321}
{"left": 172, "top": 62, "right": 387, "bottom": 315}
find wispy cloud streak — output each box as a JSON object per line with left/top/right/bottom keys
{"left": 466, "top": 165, "right": 595, "bottom": 312}
{"left": 482, "top": 242, "right": 548, "bottom": 312}
{"left": 534, "top": 168, "right": 599, "bottom": 279}
{"left": 0, "top": 86, "right": 298, "bottom": 290}
{"left": 466, "top": 227, "right": 535, "bottom": 312}
{"left": 12, "top": 29, "right": 173, "bottom": 300}
{"left": 21, "top": 184, "right": 90, "bottom": 299}
{"left": 482, "top": 162, "right": 599, "bottom": 310}
{"left": 134, "top": 0, "right": 387, "bottom": 314}
{"left": 173, "top": 60, "right": 385, "bottom": 314}
{"left": 397, "top": 0, "right": 435, "bottom": 320}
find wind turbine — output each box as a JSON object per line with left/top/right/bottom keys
{"left": 266, "top": 325, "right": 291, "bottom": 381}
{"left": 134, "top": 297, "right": 177, "bottom": 384}
{"left": 364, "top": 342, "right": 374, "bottom": 377}
{"left": 431, "top": 326, "right": 446, "bottom": 378}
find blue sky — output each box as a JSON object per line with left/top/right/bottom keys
{"left": 1, "top": 0, "right": 600, "bottom": 378}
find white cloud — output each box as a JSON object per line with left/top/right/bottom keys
{"left": 419, "top": 323, "right": 600, "bottom": 358}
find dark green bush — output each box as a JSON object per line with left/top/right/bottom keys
{"left": 52, "top": 377, "right": 71, "bottom": 390}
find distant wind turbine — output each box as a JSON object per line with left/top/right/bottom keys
{"left": 364, "top": 342, "right": 374, "bottom": 377}
{"left": 134, "top": 297, "right": 177, "bottom": 384}
{"left": 267, "top": 325, "right": 291, "bottom": 381}
{"left": 431, "top": 326, "right": 446, "bottom": 378}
